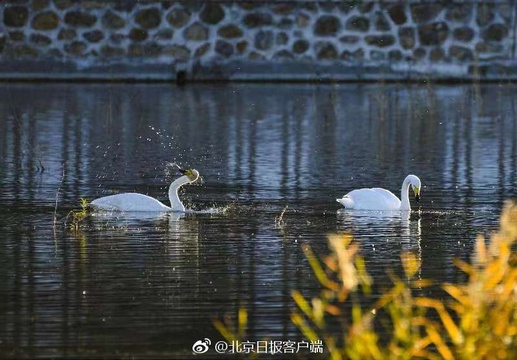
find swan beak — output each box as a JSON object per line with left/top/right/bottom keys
{"left": 413, "top": 187, "right": 421, "bottom": 202}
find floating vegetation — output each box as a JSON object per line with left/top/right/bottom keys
{"left": 66, "top": 197, "right": 90, "bottom": 232}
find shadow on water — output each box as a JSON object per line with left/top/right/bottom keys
{"left": 0, "top": 83, "right": 516, "bottom": 357}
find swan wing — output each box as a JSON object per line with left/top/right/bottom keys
{"left": 90, "top": 193, "right": 171, "bottom": 212}
{"left": 337, "top": 188, "right": 401, "bottom": 210}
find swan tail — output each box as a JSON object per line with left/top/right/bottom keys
{"left": 337, "top": 196, "right": 353, "bottom": 209}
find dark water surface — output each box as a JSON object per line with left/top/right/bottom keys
{"left": 0, "top": 83, "right": 516, "bottom": 358}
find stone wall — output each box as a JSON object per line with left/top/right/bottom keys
{"left": 1, "top": 0, "right": 517, "bottom": 82}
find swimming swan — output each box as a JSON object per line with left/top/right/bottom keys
{"left": 336, "top": 174, "right": 421, "bottom": 211}
{"left": 90, "top": 165, "right": 200, "bottom": 212}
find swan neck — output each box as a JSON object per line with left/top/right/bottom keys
{"left": 400, "top": 178, "right": 411, "bottom": 211}
{"left": 168, "top": 175, "right": 190, "bottom": 212}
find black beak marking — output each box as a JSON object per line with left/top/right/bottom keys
{"left": 415, "top": 194, "right": 420, "bottom": 203}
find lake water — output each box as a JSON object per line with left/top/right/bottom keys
{"left": 0, "top": 83, "right": 515, "bottom": 358}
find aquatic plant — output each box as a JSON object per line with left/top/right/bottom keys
{"left": 66, "top": 197, "right": 90, "bottom": 232}
{"left": 292, "top": 200, "right": 517, "bottom": 360}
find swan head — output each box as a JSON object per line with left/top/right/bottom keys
{"left": 179, "top": 167, "right": 200, "bottom": 183}
{"left": 407, "top": 174, "right": 421, "bottom": 202}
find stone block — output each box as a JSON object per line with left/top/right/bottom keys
{"left": 218, "top": 25, "right": 243, "bottom": 39}
{"left": 32, "top": 11, "right": 59, "bottom": 30}
{"left": 135, "top": 8, "right": 161, "bottom": 29}
{"left": 83, "top": 30, "right": 104, "bottom": 43}
{"left": 346, "top": 16, "right": 369, "bottom": 32}
{"left": 215, "top": 40, "right": 233, "bottom": 57}
{"left": 129, "top": 28, "right": 148, "bottom": 42}
{"left": 418, "top": 22, "right": 449, "bottom": 46}
{"left": 387, "top": 4, "right": 407, "bottom": 25}
{"left": 184, "top": 22, "right": 208, "bottom": 41}
{"left": 167, "top": 8, "right": 190, "bottom": 28}
{"left": 314, "top": 15, "right": 341, "bottom": 36}
{"left": 102, "top": 10, "right": 126, "bottom": 30}
{"left": 293, "top": 39, "right": 309, "bottom": 54}
{"left": 4, "top": 6, "right": 29, "bottom": 27}
{"left": 243, "top": 12, "right": 273, "bottom": 28}
{"left": 64, "top": 11, "right": 97, "bottom": 27}
{"left": 410, "top": 4, "right": 444, "bottom": 23}
{"left": 453, "top": 27, "right": 474, "bottom": 42}
{"left": 365, "top": 35, "right": 395, "bottom": 48}
{"left": 200, "top": 3, "right": 224, "bottom": 25}
{"left": 483, "top": 23, "right": 508, "bottom": 42}
{"left": 255, "top": 30, "right": 273, "bottom": 50}
{"left": 30, "top": 33, "right": 52, "bottom": 46}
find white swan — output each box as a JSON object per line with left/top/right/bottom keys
{"left": 90, "top": 165, "right": 200, "bottom": 212}
{"left": 336, "top": 174, "right": 421, "bottom": 211}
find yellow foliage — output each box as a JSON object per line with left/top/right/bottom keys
{"left": 290, "top": 200, "right": 517, "bottom": 359}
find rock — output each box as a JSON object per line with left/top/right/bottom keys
{"left": 83, "top": 30, "right": 104, "bottom": 43}
{"left": 243, "top": 12, "right": 273, "bottom": 28}
{"left": 12, "top": 44, "right": 39, "bottom": 58}
{"left": 387, "top": 4, "right": 407, "bottom": 25}
{"left": 430, "top": 47, "right": 445, "bottom": 61}
{"left": 57, "top": 28, "right": 75, "bottom": 40}
{"left": 236, "top": 41, "right": 248, "bottom": 54}
{"left": 33, "top": 0, "right": 50, "bottom": 11}
{"left": 276, "top": 32, "right": 289, "bottom": 45}
{"left": 32, "top": 11, "right": 59, "bottom": 30}
{"left": 163, "top": 45, "right": 191, "bottom": 60}
{"left": 4, "top": 6, "right": 29, "bottom": 27}
{"left": 200, "top": 3, "right": 224, "bottom": 24}
{"left": 64, "top": 11, "right": 97, "bottom": 27}
{"left": 370, "top": 51, "right": 385, "bottom": 61}
{"left": 134, "top": 8, "right": 161, "bottom": 29}
{"left": 279, "top": 17, "right": 294, "bottom": 29}
{"left": 483, "top": 23, "right": 508, "bottom": 42}
{"left": 54, "top": 0, "right": 73, "bottom": 10}
{"left": 30, "top": 33, "right": 52, "bottom": 46}
{"left": 156, "top": 28, "right": 174, "bottom": 40}
{"left": 255, "top": 30, "right": 273, "bottom": 50}
{"left": 453, "top": 27, "right": 474, "bottom": 42}
{"left": 110, "top": 33, "right": 125, "bottom": 44}
{"left": 365, "top": 35, "right": 395, "bottom": 48}
{"left": 315, "top": 41, "right": 337, "bottom": 60}
{"left": 446, "top": 4, "right": 473, "bottom": 22}
{"left": 346, "top": 16, "right": 369, "bottom": 32}
{"left": 296, "top": 12, "right": 311, "bottom": 28}
{"left": 129, "top": 28, "right": 148, "bottom": 42}
{"left": 413, "top": 48, "right": 426, "bottom": 60}
{"left": 450, "top": 45, "right": 473, "bottom": 61}
{"left": 340, "top": 48, "right": 364, "bottom": 61}
{"left": 476, "top": 41, "right": 503, "bottom": 54}
{"left": 101, "top": 45, "right": 125, "bottom": 57}
{"left": 314, "top": 15, "right": 341, "bottom": 36}
{"left": 195, "top": 43, "right": 210, "bottom": 57}
{"left": 410, "top": 4, "right": 444, "bottom": 23}
{"left": 218, "top": 25, "right": 243, "bottom": 39}
{"left": 293, "top": 39, "right": 309, "bottom": 54}
{"left": 273, "top": 3, "right": 296, "bottom": 15}
{"left": 167, "top": 8, "right": 190, "bottom": 28}
{"left": 184, "top": 22, "right": 208, "bottom": 41}
{"left": 215, "top": 40, "right": 233, "bottom": 57}
{"left": 9, "top": 31, "right": 25, "bottom": 41}
{"left": 418, "top": 22, "right": 449, "bottom": 46}
{"left": 102, "top": 10, "right": 126, "bottom": 29}
{"left": 399, "top": 27, "right": 415, "bottom": 49}
{"left": 273, "top": 49, "right": 294, "bottom": 60}
{"left": 64, "top": 41, "right": 87, "bottom": 56}
{"left": 388, "top": 50, "right": 403, "bottom": 61}
{"left": 476, "top": 3, "right": 494, "bottom": 26}
{"left": 375, "top": 11, "right": 391, "bottom": 31}
{"left": 339, "top": 35, "right": 360, "bottom": 44}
